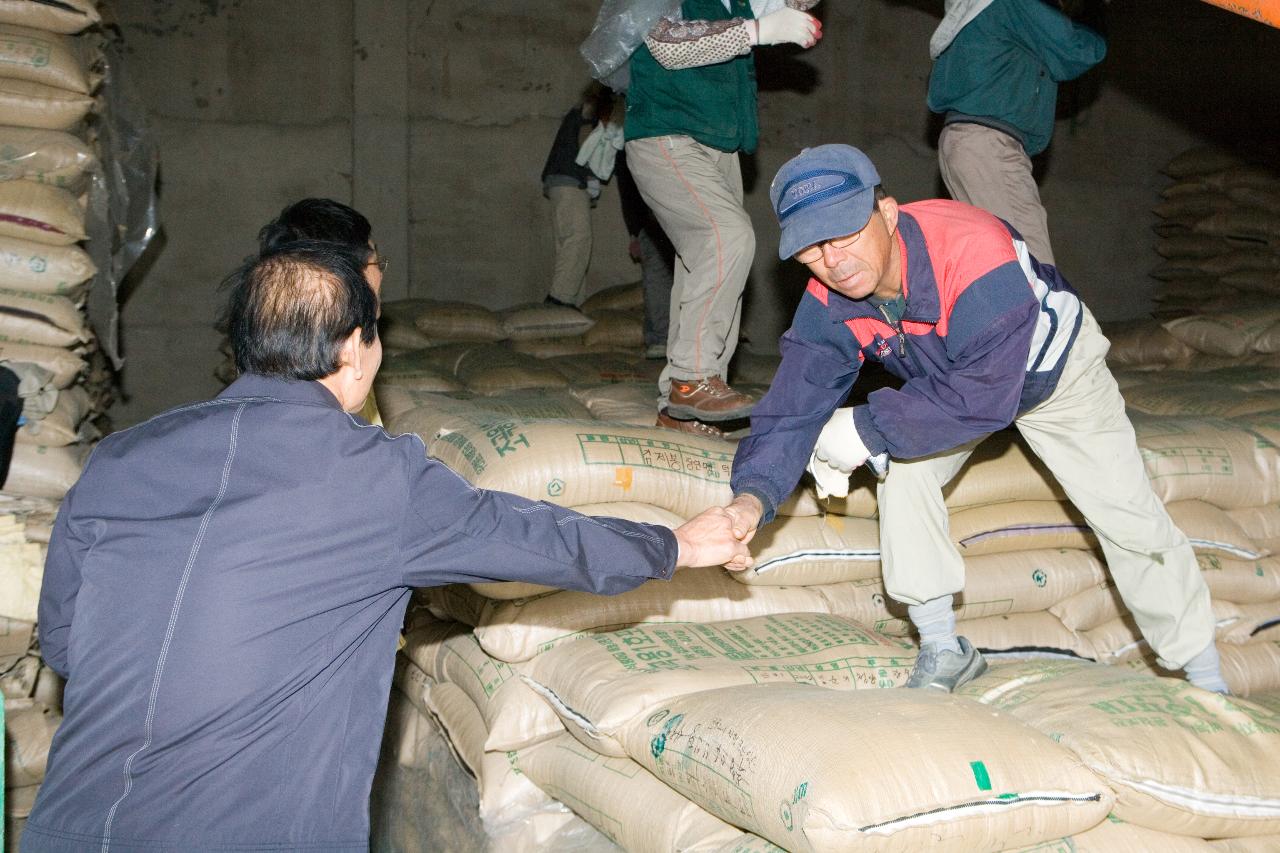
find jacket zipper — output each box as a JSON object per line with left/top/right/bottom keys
{"left": 877, "top": 303, "right": 927, "bottom": 377}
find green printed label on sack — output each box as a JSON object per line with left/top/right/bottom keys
{"left": 577, "top": 433, "right": 732, "bottom": 483}
{"left": 970, "top": 760, "right": 993, "bottom": 791}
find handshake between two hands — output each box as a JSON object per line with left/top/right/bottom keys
{"left": 671, "top": 493, "right": 766, "bottom": 574}
{"left": 670, "top": 407, "right": 888, "bottom": 574}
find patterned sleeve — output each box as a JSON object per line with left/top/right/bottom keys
{"left": 644, "top": 16, "right": 754, "bottom": 70}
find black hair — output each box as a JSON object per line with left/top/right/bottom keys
{"left": 223, "top": 240, "right": 378, "bottom": 381}
{"left": 873, "top": 185, "right": 887, "bottom": 210}
{"left": 257, "top": 198, "right": 373, "bottom": 260}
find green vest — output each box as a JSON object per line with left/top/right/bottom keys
{"left": 625, "top": 0, "right": 759, "bottom": 154}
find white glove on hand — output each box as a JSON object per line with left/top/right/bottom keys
{"left": 753, "top": 8, "right": 821, "bottom": 48}
{"left": 812, "top": 407, "right": 872, "bottom": 472}
{"left": 807, "top": 452, "right": 851, "bottom": 499}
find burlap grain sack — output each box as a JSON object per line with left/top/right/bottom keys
{"left": 1154, "top": 192, "right": 1235, "bottom": 227}
{"left": 1222, "top": 600, "right": 1280, "bottom": 645}
{"left": 1223, "top": 270, "right": 1280, "bottom": 294}
{"left": 1133, "top": 415, "right": 1280, "bottom": 509}
{"left": 454, "top": 345, "right": 570, "bottom": 395}
{"left": 733, "top": 514, "right": 881, "bottom": 586}
{"left": 959, "top": 611, "right": 1096, "bottom": 658}
{"left": 0, "top": 77, "right": 91, "bottom": 130}
{"left": 429, "top": 415, "right": 734, "bottom": 517}
{"left": 412, "top": 300, "right": 505, "bottom": 343}
{"left": 1006, "top": 813, "right": 1218, "bottom": 851}
{"left": 1227, "top": 506, "right": 1280, "bottom": 553}
{"left": 0, "top": 340, "right": 85, "bottom": 388}
{"left": 0, "top": 517, "right": 44, "bottom": 621}
{"left": 950, "top": 501, "right": 1095, "bottom": 556}
{"left": 1103, "top": 318, "right": 1198, "bottom": 368}
{"left": 402, "top": 624, "right": 563, "bottom": 752}
{"left": 4, "top": 697, "right": 60, "bottom": 786}
{"left": 4, "top": 440, "right": 86, "bottom": 499}
{"left": 0, "top": 288, "right": 87, "bottom": 347}
{"left": 424, "top": 567, "right": 833, "bottom": 663}
{"left": 524, "top": 613, "right": 916, "bottom": 757}
{"left": 517, "top": 734, "right": 747, "bottom": 853}
{"left": 377, "top": 299, "right": 439, "bottom": 349}
{"left": 546, "top": 351, "right": 662, "bottom": 387}
{"left": 508, "top": 336, "right": 592, "bottom": 359}
{"left": 16, "top": 384, "right": 90, "bottom": 446}
{"left": 1193, "top": 166, "right": 1280, "bottom": 195}
{"left": 960, "top": 658, "right": 1280, "bottom": 838}
{"left": 942, "top": 431, "right": 1066, "bottom": 509}
{"left": 621, "top": 683, "right": 1112, "bottom": 852}
{"left": 0, "top": 0, "right": 99, "bottom": 34}
{"left": 1164, "top": 148, "right": 1246, "bottom": 179}
{"left": 371, "top": 351, "right": 463, "bottom": 394}
{"left": 581, "top": 281, "right": 643, "bottom": 314}
{"left": 1086, "top": 599, "right": 1243, "bottom": 664}
{"left": 1221, "top": 640, "right": 1280, "bottom": 695}
{"left": 1163, "top": 311, "right": 1280, "bottom": 358}
{"left": 423, "top": 681, "right": 553, "bottom": 828}
{"left": 1157, "top": 233, "right": 1236, "bottom": 259}
{"left": 469, "top": 503, "right": 683, "bottom": 601}
{"left": 1168, "top": 500, "right": 1267, "bottom": 559}
{"left": 1123, "top": 382, "right": 1280, "bottom": 418}
{"left": 0, "top": 125, "right": 94, "bottom": 188}
{"left": 1195, "top": 210, "right": 1280, "bottom": 242}
{"left": 0, "top": 24, "right": 93, "bottom": 93}
{"left": 570, "top": 382, "right": 658, "bottom": 425}
{"left": 1200, "top": 250, "right": 1280, "bottom": 278}
{"left": 1050, "top": 582, "right": 1124, "bottom": 632}
{"left": 0, "top": 233, "right": 94, "bottom": 294}
{"left": 500, "top": 303, "right": 594, "bottom": 341}
{"left": 581, "top": 308, "right": 644, "bottom": 351}
{"left": 1199, "top": 554, "right": 1280, "bottom": 603}
{"left": 383, "top": 389, "right": 590, "bottom": 444}
{"left": 0, "top": 179, "right": 83, "bottom": 245}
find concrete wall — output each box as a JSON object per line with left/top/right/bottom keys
{"left": 109, "top": 0, "right": 1280, "bottom": 426}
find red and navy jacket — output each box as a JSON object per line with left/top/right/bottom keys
{"left": 732, "top": 200, "right": 1082, "bottom": 522}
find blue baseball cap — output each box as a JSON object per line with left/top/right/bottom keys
{"left": 770, "top": 144, "right": 882, "bottom": 260}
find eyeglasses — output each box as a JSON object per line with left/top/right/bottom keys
{"left": 368, "top": 257, "right": 389, "bottom": 273}
{"left": 794, "top": 231, "right": 862, "bottom": 264}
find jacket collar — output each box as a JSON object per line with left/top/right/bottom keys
{"left": 218, "top": 373, "right": 343, "bottom": 410}
{"left": 824, "top": 210, "right": 941, "bottom": 325}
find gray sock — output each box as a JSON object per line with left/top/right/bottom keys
{"left": 908, "top": 595, "right": 960, "bottom": 654}
{"left": 1183, "top": 641, "right": 1230, "bottom": 694}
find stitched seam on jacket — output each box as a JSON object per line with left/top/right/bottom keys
{"left": 100, "top": 402, "right": 247, "bottom": 852}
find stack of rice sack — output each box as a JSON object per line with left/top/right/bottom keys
{"left": 0, "top": 1, "right": 106, "bottom": 507}
{"left": 374, "top": 387, "right": 1280, "bottom": 845}
{"left": 1106, "top": 147, "right": 1280, "bottom": 374}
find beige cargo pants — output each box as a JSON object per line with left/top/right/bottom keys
{"left": 939, "top": 122, "right": 1056, "bottom": 266}
{"left": 877, "top": 307, "right": 1215, "bottom": 668}
{"left": 624, "top": 136, "right": 754, "bottom": 399}
{"left": 547, "top": 184, "right": 592, "bottom": 307}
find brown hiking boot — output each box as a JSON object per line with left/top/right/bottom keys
{"left": 655, "top": 410, "right": 726, "bottom": 439}
{"left": 666, "top": 376, "right": 756, "bottom": 422}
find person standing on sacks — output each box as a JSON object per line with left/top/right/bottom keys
{"left": 721, "top": 144, "right": 1228, "bottom": 695}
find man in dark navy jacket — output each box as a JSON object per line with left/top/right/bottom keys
{"left": 25, "top": 240, "right": 749, "bottom": 852}
{"left": 724, "top": 144, "right": 1226, "bottom": 696}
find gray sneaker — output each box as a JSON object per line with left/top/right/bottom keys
{"left": 905, "top": 637, "right": 988, "bottom": 692}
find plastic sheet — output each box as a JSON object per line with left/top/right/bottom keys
{"left": 579, "top": 0, "right": 681, "bottom": 90}
{"left": 370, "top": 687, "right": 618, "bottom": 852}
{"left": 83, "top": 33, "right": 159, "bottom": 368}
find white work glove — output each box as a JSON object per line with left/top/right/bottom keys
{"left": 753, "top": 8, "right": 822, "bottom": 48}
{"left": 807, "top": 453, "right": 851, "bottom": 499}
{"left": 812, "top": 407, "right": 872, "bottom": 472}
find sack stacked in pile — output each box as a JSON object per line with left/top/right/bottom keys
{"left": 1149, "top": 147, "right": 1280, "bottom": 317}
{"left": 374, "top": 395, "right": 1280, "bottom": 846}
{"left": 0, "top": 4, "right": 108, "bottom": 843}
{"left": 0, "top": 2, "right": 107, "bottom": 507}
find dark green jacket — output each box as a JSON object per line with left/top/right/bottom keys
{"left": 625, "top": 0, "right": 759, "bottom": 154}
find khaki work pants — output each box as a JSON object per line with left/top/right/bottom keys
{"left": 876, "top": 307, "right": 1214, "bottom": 668}
{"left": 624, "top": 136, "right": 754, "bottom": 399}
{"left": 939, "top": 122, "right": 1056, "bottom": 265}
{"left": 548, "top": 185, "right": 592, "bottom": 306}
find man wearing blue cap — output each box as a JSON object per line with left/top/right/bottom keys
{"left": 723, "top": 143, "right": 1227, "bottom": 694}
